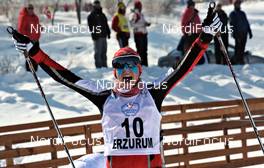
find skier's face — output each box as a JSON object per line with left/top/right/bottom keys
{"left": 112, "top": 56, "right": 141, "bottom": 85}
{"left": 116, "top": 64, "right": 140, "bottom": 84}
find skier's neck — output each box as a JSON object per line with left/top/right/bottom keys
{"left": 114, "top": 86, "right": 140, "bottom": 97}
{"left": 114, "top": 79, "right": 142, "bottom": 97}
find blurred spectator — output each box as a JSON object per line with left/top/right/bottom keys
{"left": 17, "top": 4, "right": 41, "bottom": 71}
{"left": 229, "top": 0, "right": 252, "bottom": 64}
{"left": 88, "top": 0, "right": 111, "bottom": 68}
{"left": 214, "top": 3, "right": 229, "bottom": 64}
{"left": 181, "top": 0, "right": 202, "bottom": 54}
{"left": 43, "top": 6, "right": 53, "bottom": 20}
{"left": 130, "top": 1, "right": 151, "bottom": 66}
{"left": 112, "top": 2, "right": 130, "bottom": 48}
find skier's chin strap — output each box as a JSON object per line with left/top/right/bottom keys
{"left": 114, "top": 79, "right": 142, "bottom": 97}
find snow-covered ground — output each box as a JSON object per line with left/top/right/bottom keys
{"left": 0, "top": 1, "right": 264, "bottom": 127}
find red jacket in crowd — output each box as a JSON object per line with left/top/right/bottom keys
{"left": 17, "top": 7, "right": 41, "bottom": 41}
{"left": 181, "top": 7, "right": 201, "bottom": 35}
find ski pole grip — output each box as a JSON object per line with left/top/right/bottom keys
{"left": 6, "top": 26, "right": 20, "bottom": 41}
{"left": 208, "top": 1, "right": 215, "bottom": 16}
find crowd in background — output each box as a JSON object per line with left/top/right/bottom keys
{"left": 16, "top": 0, "right": 252, "bottom": 71}
{"left": 179, "top": 0, "right": 252, "bottom": 65}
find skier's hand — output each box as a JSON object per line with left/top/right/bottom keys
{"left": 200, "top": 3, "right": 222, "bottom": 43}
{"left": 11, "top": 29, "right": 31, "bottom": 44}
{"left": 13, "top": 40, "right": 33, "bottom": 54}
{"left": 12, "top": 31, "right": 39, "bottom": 56}
{"left": 202, "top": 13, "right": 222, "bottom": 36}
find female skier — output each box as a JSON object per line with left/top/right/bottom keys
{"left": 12, "top": 7, "right": 222, "bottom": 168}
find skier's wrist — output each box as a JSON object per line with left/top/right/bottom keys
{"left": 31, "top": 49, "right": 48, "bottom": 64}
{"left": 199, "top": 32, "right": 213, "bottom": 44}
{"left": 28, "top": 41, "right": 40, "bottom": 57}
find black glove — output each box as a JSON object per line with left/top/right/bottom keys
{"left": 200, "top": 5, "right": 222, "bottom": 43}
{"left": 12, "top": 30, "right": 39, "bottom": 56}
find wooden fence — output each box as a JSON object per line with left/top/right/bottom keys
{"left": 1, "top": 98, "right": 264, "bottom": 168}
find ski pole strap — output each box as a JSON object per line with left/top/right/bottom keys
{"left": 209, "top": 1, "right": 216, "bottom": 9}
{"left": 206, "top": 1, "right": 216, "bottom": 23}
{"left": 6, "top": 26, "right": 15, "bottom": 35}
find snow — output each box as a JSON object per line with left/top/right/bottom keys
{"left": 0, "top": 1, "right": 263, "bottom": 124}
{"left": 0, "top": 1, "right": 264, "bottom": 167}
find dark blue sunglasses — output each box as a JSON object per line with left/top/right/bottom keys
{"left": 112, "top": 56, "right": 141, "bottom": 69}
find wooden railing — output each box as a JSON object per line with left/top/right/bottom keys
{"left": 1, "top": 98, "right": 264, "bottom": 168}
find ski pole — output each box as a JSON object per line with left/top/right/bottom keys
{"left": 208, "top": 1, "right": 264, "bottom": 154}
{"left": 7, "top": 26, "right": 76, "bottom": 167}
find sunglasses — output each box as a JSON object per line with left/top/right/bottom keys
{"left": 112, "top": 56, "right": 141, "bottom": 69}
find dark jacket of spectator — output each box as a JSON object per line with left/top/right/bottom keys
{"left": 88, "top": 7, "right": 111, "bottom": 40}
{"left": 229, "top": 0, "right": 252, "bottom": 64}
{"left": 229, "top": 8, "right": 252, "bottom": 38}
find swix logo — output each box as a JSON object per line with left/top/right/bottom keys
{"left": 121, "top": 103, "right": 140, "bottom": 116}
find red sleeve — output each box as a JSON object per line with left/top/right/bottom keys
{"left": 17, "top": 15, "right": 28, "bottom": 35}
{"left": 112, "top": 15, "right": 120, "bottom": 32}
{"left": 152, "top": 36, "right": 209, "bottom": 98}
{"left": 32, "top": 50, "right": 65, "bottom": 70}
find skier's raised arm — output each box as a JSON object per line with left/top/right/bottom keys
{"left": 12, "top": 35, "right": 110, "bottom": 112}
{"left": 149, "top": 11, "right": 222, "bottom": 107}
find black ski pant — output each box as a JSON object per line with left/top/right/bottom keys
{"left": 214, "top": 33, "right": 229, "bottom": 64}
{"left": 233, "top": 34, "right": 247, "bottom": 65}
{"left": 94, "top": 37, "right": 107, "bottom": 68}
{"left": 134, "top": 33, "right": 148, "bottom": 66}
{"left": 117, "top": 32, "right": 129, "bottom": 48}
